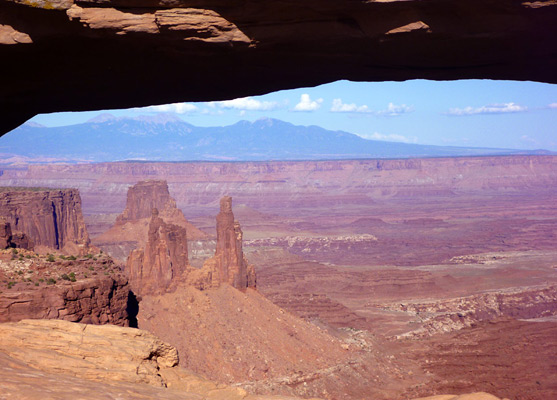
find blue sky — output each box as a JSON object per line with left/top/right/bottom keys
{"left": 30, "top": 79, "right": 557, "bottom": 151}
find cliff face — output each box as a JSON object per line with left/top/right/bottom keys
{"left": 4, "top": 156, "right": 556, "bottom": 215}
{"left": 0, "top": 189, "right": 91, "bottom": 254}
{"left": 0, "top": 276, "right": 132, "bottom": 326}
{"left": 116, "top": 180, "right": 180, "bottom": 224}
{"left": 126, "top": 209, "right": 190, "bottom": 296}
{"left": 0, "top": 219, "right": 33, "bottom": 250}
{"left": 1, "top": 0, "right": 556, "bottom": 133}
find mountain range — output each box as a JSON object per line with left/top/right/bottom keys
{"left": 0, "top": 114, "right": 549, "bottom": 162}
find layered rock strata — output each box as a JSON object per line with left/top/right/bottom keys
{"left": 0, "top": 188, "right": 91, "bottom": 254}
{"left": 0, "top": 275, "right": 132, "bottom": 326}
{"left": 1, "top": 0, "right": 556, "bottom": 133}
{"left": 0, "top": 249, "right": 134, "bottom": 326}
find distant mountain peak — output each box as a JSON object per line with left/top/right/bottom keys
{"left": 24, "top": 121, "right": 46, "bottom": 128}
{"left": 86, "top": 113, "right": 118, "bottom": 123}
{"left": 86, "top": 113, "right": 186, "bottom": 125}
{"left": 133, "top": 113, "right": 185, "bottom": 124}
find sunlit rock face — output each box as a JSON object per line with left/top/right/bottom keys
{"left": 210, "top": 196, "right": 256, "bottom": 289}
{"left": 1, "top": 0, "right": 556, "bottom": 133}
{"left": 0, "top": 189, "right": 91, "bottom": 255}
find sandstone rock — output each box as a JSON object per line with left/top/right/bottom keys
{"left": 0, "top": 189, "right": 91, "bottom": 254}
{"left": 413, "top": 394, "right": 502, "bottom": 400}
{"left": 126, "top": 208, "right": 190, "bottom": 295}
{"left": 0, "top": 275, "right": 132, "bottom": 326}
{"left": 96, "top": 179, "right": 207, "bottom": 261}
{"left": 116, "top": 180, "right": 182, "bottom": 223}
{"left": 0, "top": 319, "right": 178, "bottom": 386}
{"left": 1, "top": 0, "right": 556, "bottom": 133}
{"left": 0, "top": 318, "right": 323, "bottom": 400}
{"left": 0, "top": 219, "right": 10, "bottom": 249}
{"left": 203, "top": 196, "right": 256, "bottom": 290}
{"left": 0, "top": 218, "right": 33, "bottom": 250}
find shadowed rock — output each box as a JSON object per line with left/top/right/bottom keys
{"left": 0, "top": 218, "right": 33, "bottom": 250}
{"left": 1, "top": 0, "right": 556, "bottom": 133}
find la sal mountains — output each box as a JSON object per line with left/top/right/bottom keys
{"left": 0, "top": 113, "right": 549, "bottom": 162}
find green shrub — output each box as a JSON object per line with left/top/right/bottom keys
{"left": 61, "top": 274, "right": 70, "bottom": 281}
{"left": 46, "top": 254, "right": 55, "bottom": 263}
{"left": 46, "top": 278, "right": 56, "bottom": 285}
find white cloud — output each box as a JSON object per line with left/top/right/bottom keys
{"left": 356, "top": 132, "right": 418, "bottom": 144}
{"left": 376, "top": 103, "right": 414, "bottom": 116}
{"left": 548, "top": 103, "right": 557, "bottom": 109}
{"left": 293, "top": 94, "right": 323, "bottom": 111}
{"left": 446, "top": 102, "right": 527, "bottom": 116}
{"left": 149, "top": 102, "right": 198, "bottom": 114}
{"left": 214, "top": 97, "right": 279, "bottom": 111}
{"left": 520, "top": 135, "right": 539, "bottom": 145}
{"left": 331, "top": 98, "right": 371, "bottom": 113}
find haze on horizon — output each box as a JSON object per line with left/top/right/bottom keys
{"left": 27, "top": 79, "right": 557, "bottom": 152}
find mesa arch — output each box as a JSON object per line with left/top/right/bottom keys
{"left": 1, "top": 0, "right": 556, "bottom": 134}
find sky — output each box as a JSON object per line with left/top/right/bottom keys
{"left": 29, "top": 79, "right": 557, "bottom": 151}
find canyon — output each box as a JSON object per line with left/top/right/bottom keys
{"left": 0, "top": 155, "right": 555, "bottom": 399}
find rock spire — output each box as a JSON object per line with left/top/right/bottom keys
{"left": 211, "top": 196, "right": 256, "bottom": 289}
{"left": 126, "top": 208, "right": 190, "bottom": 296}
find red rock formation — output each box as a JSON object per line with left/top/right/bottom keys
{"left": 95, "top": 179, "right": 207, "bottom": 261}
{"left": 126, "top": 196, "right": 256, "bottom": 294}
{"left": 0, "top": 189, "right": 91, "bottom": 254}
{"left": 0, "top": 218, "right": 33, "bottom": 250}
{"left": 203, "top": 196, "right": 256, "bottom": 290}
{"left": 116, "top": 180, "right": 177, "bottom": 223}
{"left": 126, "top": 208, "right": 190, "bottom": 296}
{"left": 7, "top": 156, "right": 557, "bottom": 216}
{"left": 0, "top": 275, "right": 132, "bottom": 326}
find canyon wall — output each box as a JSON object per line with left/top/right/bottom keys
{"left": 0, "top": 188, "right": 91, "bottom": 254}
{"left": 2, "top": 156, "right": 556, "bottom": 215}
